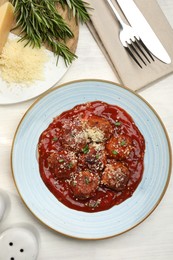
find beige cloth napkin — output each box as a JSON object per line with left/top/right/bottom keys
{"left": 86, "top": 0, "right": 173, "bottom": 91}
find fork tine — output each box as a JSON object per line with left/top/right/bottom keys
{"left": 129, "top": 41, "right": 147, "bottom": 65}
{"left": 125, "top": 38, "right": 155, "bottom": 68}
{"left": 133, "top": 38, "right": 151, "bottom": 63}
{"left": 138, "top": 39, "right": 155, "bottom": 61}
{"left": 125, "top": 45, "right": 142, "bottom": 68}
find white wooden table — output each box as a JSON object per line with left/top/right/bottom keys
{"left": 0, "top": 0, "right": 173, "bottom": 259}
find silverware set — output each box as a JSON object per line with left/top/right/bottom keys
{"left": 105, "top": 0, "right": 171, "bottom": 68}
{"left": 105, "top": 0, "right": 154, "bottom": 68}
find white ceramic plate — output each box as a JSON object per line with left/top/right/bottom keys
{"left": 11, "top": 80, "right": 172, "bottom": 239}
{"left": 0, "top": 33, "right": 70, "bottom": 104}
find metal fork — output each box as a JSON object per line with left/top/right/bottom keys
{"left": 105, "top": 0, "right": 154, "bottom": 68}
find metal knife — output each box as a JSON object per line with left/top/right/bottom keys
{"left": 116, "top": 0, "right": 171, "bottom": 64}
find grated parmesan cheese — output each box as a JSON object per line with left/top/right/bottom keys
{"left": 86, "top": 127, "right": 104, "bottom": 142}
{"left": 0, "top": 39, "right": 48, "bottom": 84}
{"left": 92, "top": 142, "right": 104, "bottom": 151}
{"left": 74, "top": 130, "right": 89, "bottom": 143}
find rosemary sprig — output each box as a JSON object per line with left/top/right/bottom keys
{"left": 58, "top": 0, "right": 91, "bottom": 24}
{"left": 10, "top": 0, "right": 81, "bottom": 65}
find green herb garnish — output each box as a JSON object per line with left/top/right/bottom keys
{"left": 112, "top": 150, "right": 118, "bottom": 155}
{"left": 120, "top": 140, "right": 126, "bottom": 146}
{"left": 59, "top": 159, "right": 64, "bottom": 163}
{"left": 88, "top": 199, "right": 101, "bottom": 208}
{"left": 52, "top": 137, "right": 58, "bottom": 141}
{"left": 84, "top": 176, "right": 90, "bottom": 185}
{"left": 95, "top": 154, "right": 100, "bottom": 159}
{"left": 115, "top": 121, "right": 121, "bottom": 126}
{"left": 82, "top": 144, "right": 89, "bottom": 154}
{"left": 68, "top": 162, "right": 73, "bottom": 169}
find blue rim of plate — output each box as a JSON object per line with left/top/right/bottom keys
{"left": 11, "top": 79, "right": 172, "bottom": 240}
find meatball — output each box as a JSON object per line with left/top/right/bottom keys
{"left": 101, "top": 162, "right": 130, "bottom": 191}
{"left": 47, "top": 151, "right": 77, "bottom": 179}
{"left": 78, "top": 143, "right": 107, "bottom": 172}
{"left": 106, "top": 134, "right": 133, "bottom": 160}
{"left": 70, "top": 171, "right": 100, "bottom": 199}
{"left": 61, "top": 129, "right": 89, "bottom": 152}
{"left": 61, "top": 117, "right": 89, "bottom": 152}
{"left": 85, "top": 115, "right": 113, "bottom": 141}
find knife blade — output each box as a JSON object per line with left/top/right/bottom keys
{"left": 116, "top": 0, "right": 171, "bottom": 64}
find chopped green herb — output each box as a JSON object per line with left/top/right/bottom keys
{"left": 84, "top": 176, "right": 90, "bottom": 185}
{"left": 112, "top": 150, "right": 118, "bottom": 155}
{"left": 120, "top": 140, "right": 126, "bottom": 146}
{"left": 82, "top": 144, "right": 89, "bottom": 154}
{"left": 68, "top": 162, "right": 73, "bottom": 169}
{"left": 52, "top": 137, "right": 58, "bottom": 141}
{"left": 88, "top": 199, "right": 101, "bottom": 208}
{"left": 95, "top": 154, "right": 100, "bottom": 159}
{"left": 115, "top": 121, "right": 121, "bottom": 126}
{"left": 59, "top": 159, "right": 64, "bottom": 163}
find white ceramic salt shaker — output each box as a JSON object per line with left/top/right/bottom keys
{"left": 0, "top": 225, "right": 39, "bottom": 260}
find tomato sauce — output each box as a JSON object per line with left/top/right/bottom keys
{"left": 38, "top": 101, "right": 145, "bottom": 212}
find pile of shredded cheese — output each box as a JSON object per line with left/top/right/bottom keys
{"left": 0, "top": 39, "right": 48, "bottom": 84}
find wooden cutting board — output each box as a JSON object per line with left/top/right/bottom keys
{"left": 0, "top": 0, "right": 79, "bottom": 54}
